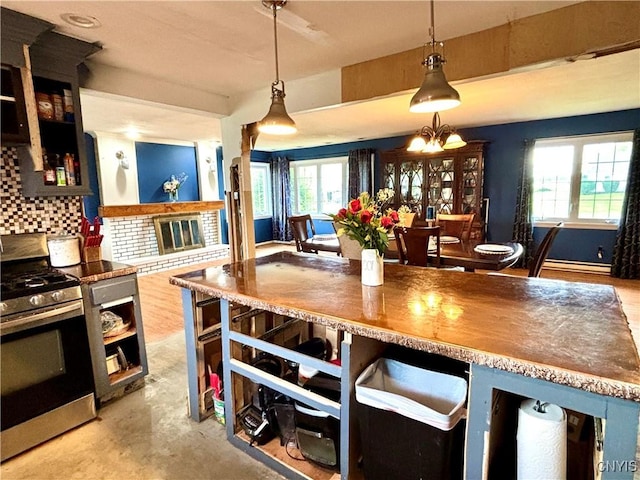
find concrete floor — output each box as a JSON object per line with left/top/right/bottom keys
{"left": 0, "top": 332, "right": 284, "bottom": 480}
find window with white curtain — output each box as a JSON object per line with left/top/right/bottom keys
{"left": 531, "top": 132, "right": 633, "bottom": 225}
{"left": 290, "top": 157, "right": 348, "bottom": 215}
{"left": 250, "top": 162, "right": 272, "bottom": 218}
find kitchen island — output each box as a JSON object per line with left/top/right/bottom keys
{"left": 170, "top": 251, "right": 640, "bottom": 479}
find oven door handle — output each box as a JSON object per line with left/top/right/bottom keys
{"left": 0, "top": 300, "right": 84, "bottom": 336}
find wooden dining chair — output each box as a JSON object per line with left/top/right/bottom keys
{"left": 394, "top": 226, "right": 441, "bottom": 267}
{"left": 528, "top": 222, "right": 564, "bottom": 277}
{"left": 289, "top": 215, "right": 340, "bottom": 254}
{"left": 289, "top": 214, "right": 316, "bottom": 252}
{"left": 435, "top": 213, "right": 475, "bottom": 241}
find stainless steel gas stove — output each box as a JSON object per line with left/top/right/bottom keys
{"left": 0, "top": 233, "right": 96, "bottom": 462}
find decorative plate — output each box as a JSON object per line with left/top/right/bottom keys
{"left": 440, "top": 236, "right": 460, "bottom": 244}
{"left": 474, "top": 244, "right": 514, "bottom": 255}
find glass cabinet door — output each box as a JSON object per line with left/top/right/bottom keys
{"left": 462, "top": 155, "right": 480, "bottom": 214}
{"left": 399, "top": 160, "right": 424, "bottom": 217}
{"left": 428, "top": 157, "right": 455, "bottom": 215}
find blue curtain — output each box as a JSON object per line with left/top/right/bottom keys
{"left": 271, "top": 156, "right": 292, "bottom": 241}
{"left": 348, "top": 148, "right": 374, "bottom": 199}
{"left": 511, "top": 140, "right": 535, "bottom": 268}
{"left": 611, "top": 128, "right": 640, "bottom": 279}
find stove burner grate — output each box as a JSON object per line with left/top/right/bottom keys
{"left": 1, "top": 269, "right": 80, "bottom": 300}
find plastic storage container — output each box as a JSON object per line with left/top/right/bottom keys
{"left": 355, "top": 357, "right": 468, "bottom": 480}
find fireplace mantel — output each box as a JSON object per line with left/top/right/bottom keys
{"left": 98, "top": 201, "right": 224, "bottom": 218}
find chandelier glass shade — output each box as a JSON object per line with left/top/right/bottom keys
{"left": 409, "top": 0, "right": 461, "bottom": 113}
{"left": 406, "top": 112, "right": 466, "bottom": 153}
{"left": 258, "top": 0, "right": 297, "bottom": 135}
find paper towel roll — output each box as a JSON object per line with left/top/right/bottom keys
{"left": 516, "top": 399, "right": 567, "bottom": 480}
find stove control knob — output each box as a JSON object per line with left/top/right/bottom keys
{"left": 29, "top": 295, "right": 45, "bottom": 307}
{"left": 51, "top": 290, "right": 65, "bottom": 302}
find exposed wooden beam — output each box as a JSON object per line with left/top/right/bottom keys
{"left": 342, "top": 1, "right": 640, "bottom": 103}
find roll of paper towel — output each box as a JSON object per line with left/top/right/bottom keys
{"left": 516, "top": 399, "right": 566, "bottom": 479}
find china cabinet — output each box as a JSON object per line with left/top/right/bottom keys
{"left": 380, "top": 141, "right": 486, "bottom": 240}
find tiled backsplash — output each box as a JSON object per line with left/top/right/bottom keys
{"left": 1, "top": 146, "right": 83, "bottom": 235}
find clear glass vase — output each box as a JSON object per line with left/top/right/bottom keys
{"left": 168, "top": 190, "right": 179, "bottom": 202}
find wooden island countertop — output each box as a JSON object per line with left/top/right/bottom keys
{"left": 170, "top": 251, "right": 640, "bottom": 402}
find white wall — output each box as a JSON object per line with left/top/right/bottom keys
{"left": 93, "top": 132, "right": 140, "bottom": 206}
{"left": 195, "top": 142, "right": 220, "bottom": 201}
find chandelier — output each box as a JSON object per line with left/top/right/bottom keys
{"left": 406, "top": 112, "right": 466, "bottom": 153}
{"left": 258, "top": 0, "right": 297, "bottom": 135}
{"left": 409, "top": 0, "right": 461, "bottom": 113}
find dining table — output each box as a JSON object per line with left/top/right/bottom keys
{"left": 387, "top": 237, "right": 524, "bottom": 272}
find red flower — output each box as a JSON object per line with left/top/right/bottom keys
{"left": 336, "top": 208, "right": 347, "bottom": 219}
{"left": 381, "top": 216, "right": 394, "bottom": 228}
{"left": 360, "top": 210, "right": 373, "bottom": 224}
{"left": 348, "top": 199, "right": 362, "bottom": 214}
{"left": 389, "top": 211, "right": 399, "bottom": 223}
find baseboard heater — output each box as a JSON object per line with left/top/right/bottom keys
{"left": 543, "top": 260, "right": 611, "bottom": 275}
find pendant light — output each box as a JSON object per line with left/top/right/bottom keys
{"left": 258, "top": 0, "right": 297, "bottom": 135}
{"left": 406, "top": 112, "right": 466, "bottom": 153}
{"left": 409, "top": 0, "right": 461, "bottom": 113}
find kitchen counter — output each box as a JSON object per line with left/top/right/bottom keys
{"left": 171, "top": 251, "right": 640, "bottom": 479}
{"left": 60, "top": 260, "right": 137, "bottom": 283}
{"left": 170, "top": 251, "right": 640, "bottom": 401}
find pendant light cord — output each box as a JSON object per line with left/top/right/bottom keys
{"left": 271, "top": 4, "right": 280, "bottom": 87}
{"left": 429, "top": 0, "right": 436, "bottom": 49}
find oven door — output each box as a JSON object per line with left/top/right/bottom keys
{"left": 1, "top": 299, "right": 95, "bottom": 431}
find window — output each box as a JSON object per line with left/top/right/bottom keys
{"left": 250, "top": 163, "right": 272, "bottom": 217}
{"left": 290, "top": 157, "right": 348, "bottom": 215}
{"left": 531, "top": 132, "right": 633, "bottom": 224}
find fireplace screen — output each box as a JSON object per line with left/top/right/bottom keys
{"left": 153, "top": 214, "right": 205, "bottom": 255}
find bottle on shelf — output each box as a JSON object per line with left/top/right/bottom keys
{"left": 64, "top": 153, "right": 76, "bottom": 186}
{"left": 55, "top": 154, "right": 66, "bottom": 187}
{"left": 42, "top": 149, "right": 57, "bottom": 186}
{"left": 73, "top": 154, "right": 81, "bottom": 185}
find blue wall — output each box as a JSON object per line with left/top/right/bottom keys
{"left": 258, "top": 108, "right": 639, "bottom": 263}
{"left": 136, "top": 142, "right": 199, "bottom": 203}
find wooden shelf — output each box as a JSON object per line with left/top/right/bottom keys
{"left": 103, "top": 327, "right": 136, "bottom": 346}
{"left": 236, "top": 430, "right": 339, "bottom": 480}
{"left": 99, "top": 200, "right": 225, "bottom": 218}
{"left": 108, "top": 364, "right": 144, "bottom": 385}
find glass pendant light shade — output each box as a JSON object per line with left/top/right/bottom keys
{"left": 410, "top": 53, "right": 461, "bottom": 113}
{"left": 443, "top": 132, "right": 466, "bottom": 149}
{"left": 258, "top": 86, "right": 297, "bottom": 135}
{"left": 423, "top": 139, "right": 444, "bottom": 153}
{"left": 407, "top": 135, "right": 428, "bottom": 152}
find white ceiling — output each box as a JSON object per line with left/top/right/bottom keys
{"left": 3, "top": 1, "right": 639, "bottom": 150}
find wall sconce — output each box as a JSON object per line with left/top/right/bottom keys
{"left": 115, "top": 150, "right": 129, "bottom": 169}
{"left": 205, "top": 156, "right": 216, "bottom": 173}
